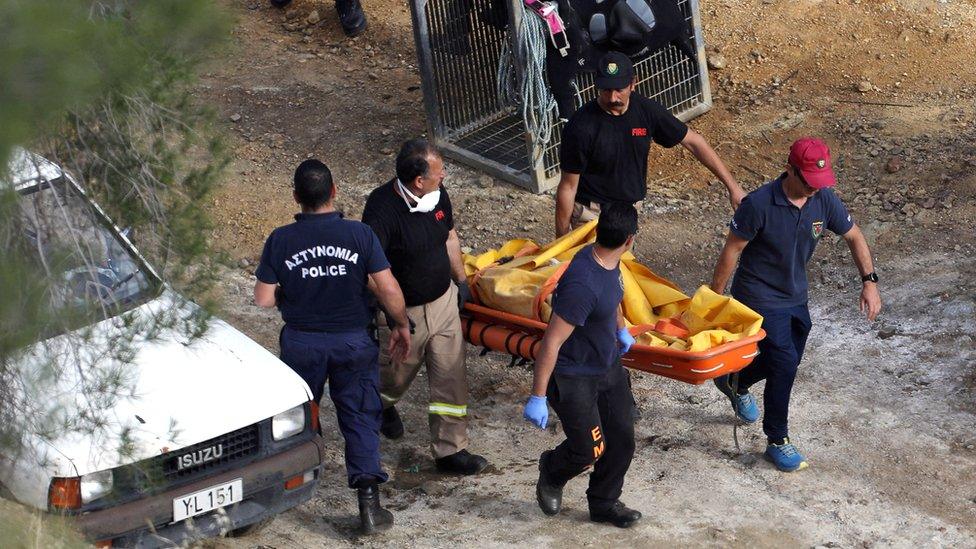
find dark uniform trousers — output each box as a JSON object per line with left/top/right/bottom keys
{"left": 735, "top": 303, "right": 812, "bottom": 442}
{"left": 279, "top": 326, "right": 388, "bottom": 488}
{"left": 542, "top": 363, "right": 636, "bottom": 511}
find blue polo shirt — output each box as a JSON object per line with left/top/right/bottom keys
{"left": 256, "top": 212, "right": 390, "bottom": 332}
{"left": 729, "top": 175, "right": 854, "bottom": 309}
{"left": 552, "top": 245, "right": 624, "bottom": 376}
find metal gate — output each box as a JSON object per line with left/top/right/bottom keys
{"left": 409, "top": 0, "right": 712, "bottom": 193}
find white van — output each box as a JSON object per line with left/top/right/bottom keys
{"left": 0, "top": 149, "right": 324, "bottom": 547}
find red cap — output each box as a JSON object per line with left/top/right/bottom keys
{"left": 788, "top": 137, "right": 836, "bottom": 189}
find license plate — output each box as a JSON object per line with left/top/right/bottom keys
{"left": 172, "top": 478, "right": 243, "bottom": 523}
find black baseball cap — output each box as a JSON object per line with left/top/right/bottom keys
{"left": 595, "top": 51, "right": 634, "bottom": 90}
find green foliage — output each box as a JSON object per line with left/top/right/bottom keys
{"left": 0, "top": 191, "right": 53, "bottom": 356}
{"left": 0, "top": 0, "right": 229, "bottom": 165}
{"left": 0, "top": 0, "right": 233, "bottom": 531}
{"left": 0, "top": 499, "right": 87, "bottom": 549}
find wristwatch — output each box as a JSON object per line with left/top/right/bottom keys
{"left": 861, "top": 272, "right": 879, "bottom": 283}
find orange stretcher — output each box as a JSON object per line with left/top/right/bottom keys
{"left": 462, "top": 302, "right": 766, "bottom": 385}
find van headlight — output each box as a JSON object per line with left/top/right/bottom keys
{"left": 272, "top": 404, "right": 306, "bottom": 441}
{"left": 80, "top": 470, "right": 113, "bottom": 504}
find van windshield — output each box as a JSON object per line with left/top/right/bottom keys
{"left": 18, "top": 177, "right": 160, "bottom": 321}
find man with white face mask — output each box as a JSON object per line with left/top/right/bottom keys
{"left": 362, "top": 139, "right": 489, "bottom": 475}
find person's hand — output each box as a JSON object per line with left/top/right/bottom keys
{"left": 384, "top": 310, "right": 415, "bottom": 334}
{"left": 728, "top": 184, "right": 746, "bottom": 211}
{"left": 860, "top": 283, "right": 881, "bottom": 321}
{"left": 523, "top": 395, "right": 549, "bottom": 429}
{"left": 555, "top": 222, "right": 570, "bottom": 239}
{"left": 617, "top": 327, "right": 636, "bottom": 354}
{"left": 456, "top": 279, "right": 471, "bottom": 310}
{"left": 389, "top": 325, "right": 412, "bottom": 364}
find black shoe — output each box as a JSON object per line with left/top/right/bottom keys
{"left": 335, "top": 0, "right": 368, "bottom": 37}
{"left": 434, "top": 449, "right": 488, "bottom": 475}
{"left": 536, "top": 451, "right": 562, "bottom": 516}
{"left": 269, "top": 0, "right": 292, "bottom": 7}
{"left": 589, "top": 501, "right": 642, "bottom": 528}
{"left": 380, "top": 406, "right": 404, "bottom": 440}
{"left": 357, "top": 482, "right": 394, "bottom": 535}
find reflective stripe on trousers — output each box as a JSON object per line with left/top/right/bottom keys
{"left": 376, "top": 283, "right": 470, "bottom": 458}
{"left": 428, "top": 402, "right": 468, "bottom": 418}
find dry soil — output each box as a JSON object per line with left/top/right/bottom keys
{"left": 196, "top": 0, "right": 976, "bottom": 546}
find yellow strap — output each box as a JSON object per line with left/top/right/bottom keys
{"left": 532, "top": 260, "right": 572, "bottom": 322}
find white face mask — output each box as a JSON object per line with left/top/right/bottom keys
{"left": 397, "top": 178, "right": 441, "bottom": 213}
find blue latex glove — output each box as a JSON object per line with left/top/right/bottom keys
{"left": 617, "top": 327, "right": 636, "bottom": 354}
{"left": 523, "top": 395, "right": 549, "bottom": 429}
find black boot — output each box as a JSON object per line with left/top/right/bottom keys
{"left": 380, "top": 406, "right": 404, "bottom": 440}
{"left": 589, "top": 501, "right": 642, "bottom": 528}
{"left": 357, "top": 482, "right": 393, "bottom": 535}
{"left": 335, "top": 0, "right": 368, "bottom": 37}
{"left": 434, "top": 449, "right": 488, "bottom": 475}
{"left": 536, "top": 451, "right": 562, "bottom": 516}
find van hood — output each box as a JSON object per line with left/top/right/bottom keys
{"left": 15, "top": 291, "right": 310, "bottom": 477}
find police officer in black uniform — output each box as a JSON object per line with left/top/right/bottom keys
{"left": 254, "top": 159, "right": 411, "bottom": 534}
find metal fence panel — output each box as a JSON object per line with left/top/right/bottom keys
{"left": 410, "top": 0, "right": 711, "bottom": 193}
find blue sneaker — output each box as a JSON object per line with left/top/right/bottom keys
{"left": 712, "top": 375, "right": 759, "bottom": 423}
{"left": 765, "top": 438, "right": 809, "bottom": 472}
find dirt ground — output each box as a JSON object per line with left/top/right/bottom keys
{"left": 196, "top": 0, "right": 976, "bottom": 546}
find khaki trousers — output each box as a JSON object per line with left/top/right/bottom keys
{"left": 572, "top": 200, "right": 650, "bottom": 229}
{"left": 377, "top": 283, "right": 469, "bottom": 458}
{"left": 570, "top": 201, "right": 601, "bottom": 230}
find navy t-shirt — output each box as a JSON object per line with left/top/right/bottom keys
{"left": 552, "top": 245, "right": 625, "bottom": 376}
{"left": 729, "top": 175, "right": 855, "bottom": 309}
{"left": 560, "top": 93, "right": 689, "bottom": 205}
{"left": 256, "top": 212, "right": 390, "bottom": 332}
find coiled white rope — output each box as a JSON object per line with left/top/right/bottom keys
{"left": 497, "top": 38, "right": 517, "bottom": 106}
{"left": 497, "top": 2, "right": 558, "bottom": 160}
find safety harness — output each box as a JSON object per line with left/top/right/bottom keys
{"left": 524, "top": 0, "right": 572, "bottom": 57}
{"left": 523, "top": 0, "right": 665, "bottom": 59}
{"left": 587, "top": 0, "right": 660, "bottom": 56}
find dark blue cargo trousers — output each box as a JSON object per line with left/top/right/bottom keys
{"left": 736, "top": 303, "right": 812, "bottom": 442}
{"left": 279, "top": 325, "right": 388, "bottom": 487}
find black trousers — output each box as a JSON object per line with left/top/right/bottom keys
{"left": 541, "top": 364, "right": 636, "bottom": 510}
